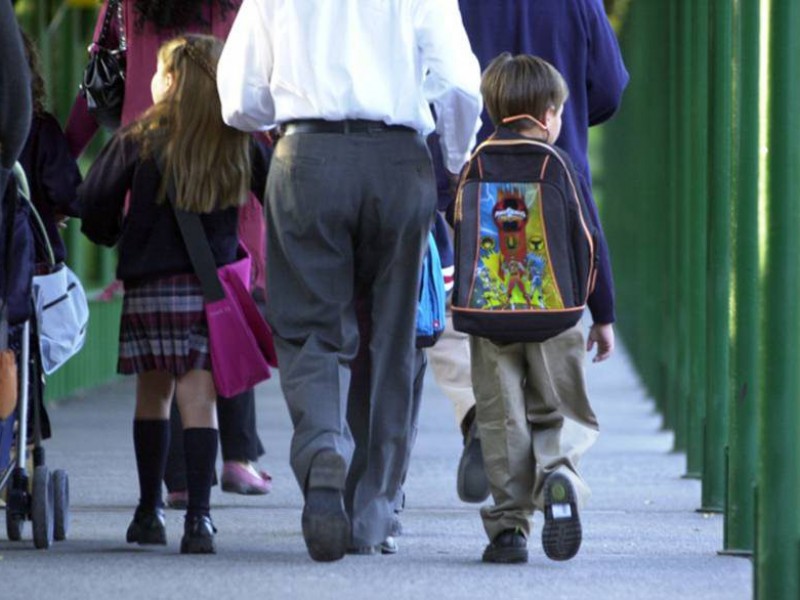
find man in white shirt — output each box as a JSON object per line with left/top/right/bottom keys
{"left": 218, "top": 0, "right": 481, "bottom": 561}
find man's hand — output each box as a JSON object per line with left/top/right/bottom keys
{"left": 587, "top": 323, "right": 615, "bottom": 363}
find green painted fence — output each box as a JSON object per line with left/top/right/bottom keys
{"left": 604, "top": 0, "right": 799, "bottom": 597}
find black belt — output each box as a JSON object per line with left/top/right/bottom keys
{"left": 281, "top": 119, "right": 415, "bottom": 136}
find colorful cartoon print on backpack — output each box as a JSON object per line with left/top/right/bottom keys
{"left": 471, "top": 183, "right": 564, "bottom": 311}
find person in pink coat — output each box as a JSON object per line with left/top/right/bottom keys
{"left": 66, "top": 0, "right": 239, "bottom": 154}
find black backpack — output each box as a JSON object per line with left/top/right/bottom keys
{"left": 452, "top": 129, "right": 597, "bottom": 343}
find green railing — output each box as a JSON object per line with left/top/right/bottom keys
{"left": 603, "top": 1, "right": 798, "bottom": 598}
{"left": 14, "top": 0, "right": 120, "bottom": 401}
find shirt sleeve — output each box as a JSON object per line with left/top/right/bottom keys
{"left": 585, "top": 0, "right": 629, "bottom": 127}
{"left": 414, "top": 0, "right": 482, "bottom": 174}
{"left": 217, "top": 0, "right": 276, "bottom": 132}
{"left": 0, "top": 1, "right": 32, "bottom": 168}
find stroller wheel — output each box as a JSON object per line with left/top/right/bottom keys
{"left": 53, "top": 469, "right": 70, "bottom": 541}
{"left": 5, "top": 506, "right": 24, "bottom": 541}
{"left": 32, "top": 465, "right": 54, "bottom": 549}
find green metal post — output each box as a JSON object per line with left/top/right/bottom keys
{"left": 756, "top": 2, "right": 800, "bottom": 600}
{"left": 660, "top": 0, "right": 679, "bottom": 433}
{"left": 757, "top": 1, "right": 800, "bottom": 597}
{"left": 666, "top": 2, "right": 691, "bottom": 452}
{"left": 701, "top": 0, "right": 733, "bottom": 514}
{"left": 723, "top": 0, "right": 758, "bottom": 556}
{"left": 685, "top": 0, "right": 709, "bottom": 479}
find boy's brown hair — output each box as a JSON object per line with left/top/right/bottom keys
{"left": 480, "top": 53, "right": 569, "bottom": 130}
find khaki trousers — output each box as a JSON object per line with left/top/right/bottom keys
{"left": 427, "top": 308, "right": 476, "bottom": 428}
{"left": 469, "top": 324, "right": 600, "bottom": 541}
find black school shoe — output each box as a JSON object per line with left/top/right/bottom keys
{"left": 180, "top": 514, "right": 217, "bottom": 554}
{"left": 482, "top": 528, "right": 528, "bottom": 564}
{"left": 302, "top": 450, "right": 350, "bottom": 562}
{"left": 541, "top": 472, "right": 582, "bottom": 561}
{"left": 126, "top": 507, "right": 167, "bottom": 545}
{"left": 457, "top": 408, "right": 490, "bottom": 503}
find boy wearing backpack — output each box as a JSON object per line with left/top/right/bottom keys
{"left": 453, "top": 53, "right": 614, "bottom": 564}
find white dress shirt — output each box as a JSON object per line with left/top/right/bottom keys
{"left": 217, "top": 0, "right": 482, "bottom": 173}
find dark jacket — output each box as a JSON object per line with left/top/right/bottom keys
{"left": 79, "top": 132, "right": 267, "bottom": 285}
{"left": 0, "top": 176, "right": 34, "bottom": 325}
{"left": 0, "top": 2, "right": 30, "bottom": 171}
{"left": 0, "top": 2, "right": 32, "bottom": 323}
{"left": 19, "top": 113, "right": 82, "bottom": 265}
{"left": 457, "top": 0, "right": 628, "bottom": 324}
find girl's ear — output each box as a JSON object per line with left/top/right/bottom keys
{"left": 164, "top": 71, "right": 175, "bottom": 92}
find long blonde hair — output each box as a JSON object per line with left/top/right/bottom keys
{"left": 129, "top": 34, "right": 249, "bottom": 213}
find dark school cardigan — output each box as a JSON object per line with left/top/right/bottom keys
{"left": 79, "top": 132, "right": 267, "bottom": 285}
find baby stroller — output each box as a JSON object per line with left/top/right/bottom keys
{"left": 0, "top": 165, "right": 70, "bottom": 550}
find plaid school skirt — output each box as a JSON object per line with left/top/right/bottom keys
{"left": 118, "top": 274, "right": 211, "bottom": 376}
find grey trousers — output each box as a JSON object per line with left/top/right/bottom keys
{"left": 346, "top": 294, "right": 427, "bottom": 521}
{"left": 266, "top": 130, "right": 436, "bottom": 547}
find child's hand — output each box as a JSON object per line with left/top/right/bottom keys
{"left": 587, "top": 323, "right": 615, "bottom": 363}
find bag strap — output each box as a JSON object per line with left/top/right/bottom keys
{"left": 24, "top": 120, "right": 54, "bottom": 267}
{"left": 94, "top": 0, "right": 126, "bottom": 53}
{"left": 164, "top": 177, "right": 225, "bottom": 303}
{"left": 23, "top": 191, "right": 55, "bottom": 268}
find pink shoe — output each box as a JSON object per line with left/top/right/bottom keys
{"left": 166, "top": 490, "right": 188, "bottom": 510}
{"left": 221, "top": 462, "right": 272, "bottom": 495}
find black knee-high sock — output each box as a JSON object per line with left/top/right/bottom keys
{"left": 183, "top": 428, "right": 218, "bottom": 517}
{"left": 133, "top": 419, "right": 170, "bottom": 511}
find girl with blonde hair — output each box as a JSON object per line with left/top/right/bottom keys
{"left": 79, "top": 34, "right": 267, "bottom": 554}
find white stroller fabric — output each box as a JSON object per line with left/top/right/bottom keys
{"left": 33, "top": 264, "right": 88, "bottom": 374}
{"left": 13, "top": 163, "right": 89, "bottom": 375}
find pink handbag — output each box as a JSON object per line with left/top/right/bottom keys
{"left": 169, "top": 188, "right": 278, "bottom": 397}
{"left": 206, "top": 250, "right": 278, "bottom": 396}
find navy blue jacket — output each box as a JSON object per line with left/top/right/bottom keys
{"left": 458, "top": 0, "right": 628, "bottom": 324}
{"left": 19, "top": 113, "right": 83, "bottom": 265}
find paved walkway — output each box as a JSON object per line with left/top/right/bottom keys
{"left": 1, "top": 342, "right": 752, "bottom": 600}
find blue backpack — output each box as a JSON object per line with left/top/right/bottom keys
{"left": 416, "top": 232, "right": 446, "bottom": 348}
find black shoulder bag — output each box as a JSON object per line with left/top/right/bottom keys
{"left": 80, "top": 0, "right": 127, "bottom": 130}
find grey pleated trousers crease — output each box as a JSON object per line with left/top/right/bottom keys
{"left": 265, "top": 131, "right": 437, "bottom": 547}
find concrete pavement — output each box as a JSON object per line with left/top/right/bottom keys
{"left": 0, "top": 341, "right": 752, "bottom": 600}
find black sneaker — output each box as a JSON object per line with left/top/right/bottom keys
{"left": 457, "top": 408, "right": 490, "bottom": 503}
{"left": 180, "top": 514, "right": 217, "bottom": 554}
{"left": 126, "top": 507, "right": 167, "bottom": 545}
{"left": 482, "top": 528, "right": 528, "bottom": 564}
{"left": 541, "top": 472, "right": 582, "bottom": 561}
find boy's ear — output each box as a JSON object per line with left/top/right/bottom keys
{"left": 544, "top": 106, "right": 557, "bottom": 127}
